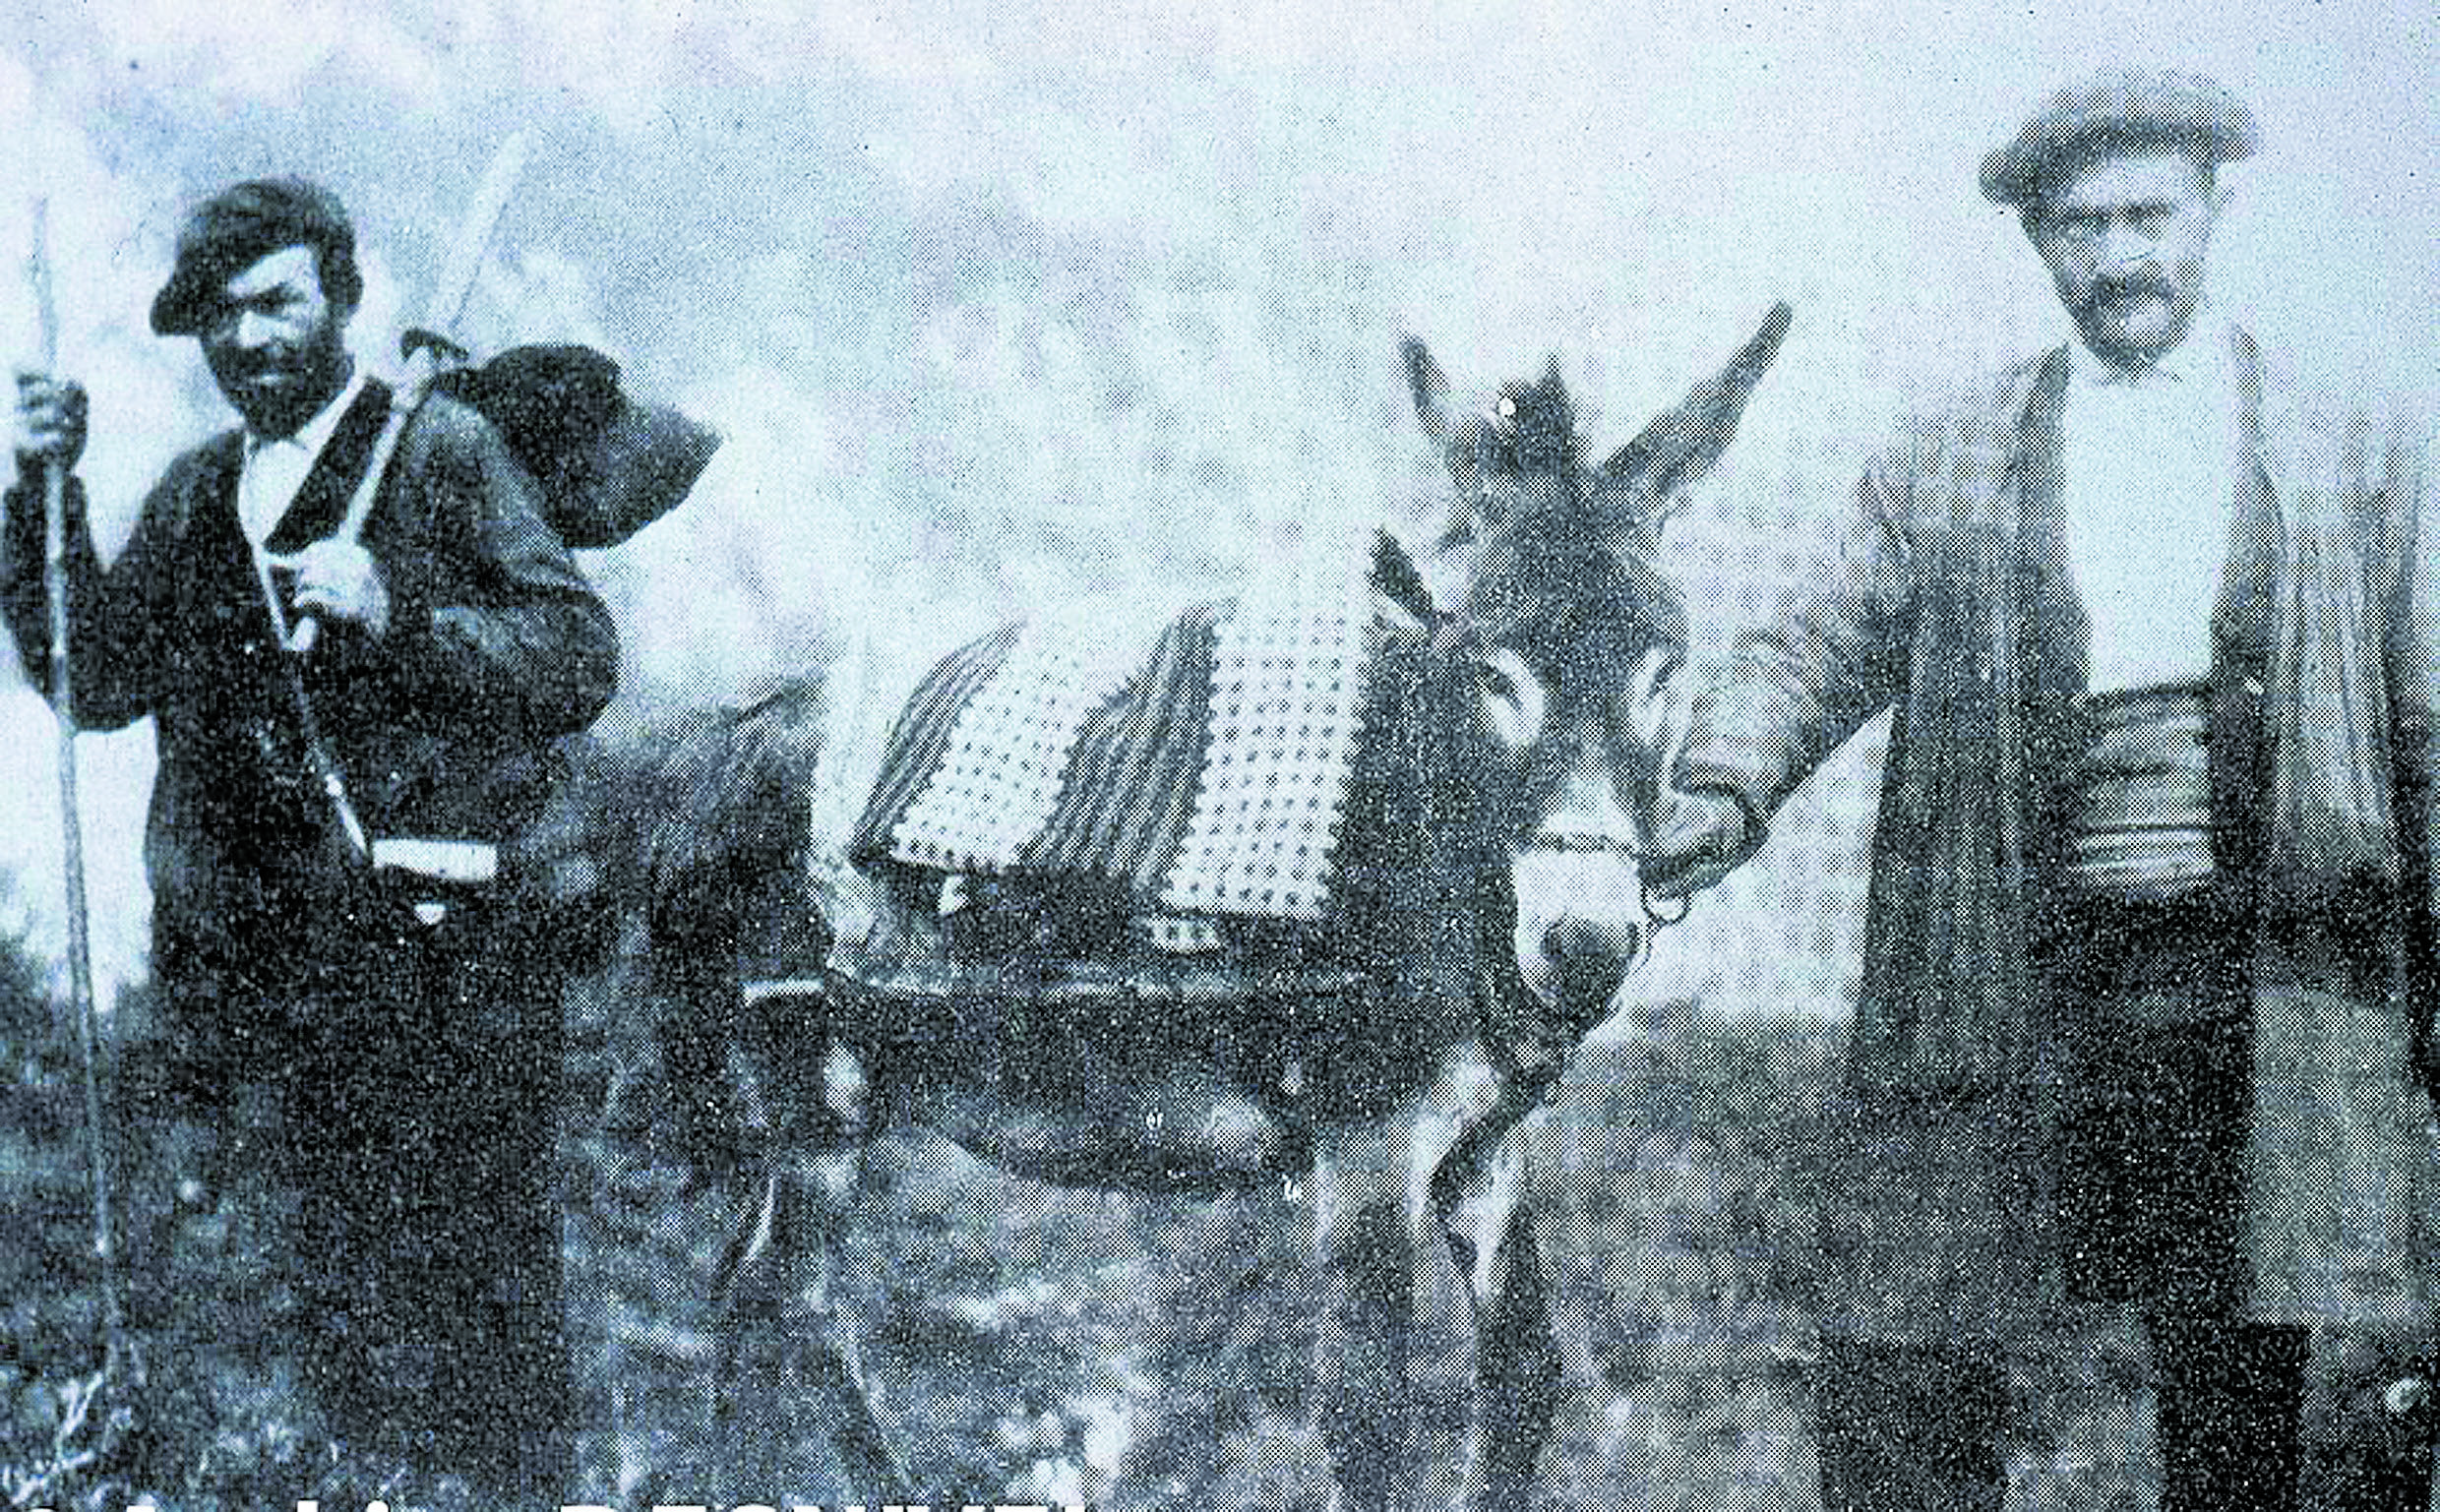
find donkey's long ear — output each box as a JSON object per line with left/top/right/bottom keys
{"left": 1594, "top": 302, "right": 1792, "bottom": 525}
{"left": 1402, "top": 335, "right": 1453, "bottom": 451}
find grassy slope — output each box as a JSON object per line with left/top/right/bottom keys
{"left": 0, "top": 919, "right": 2166, "bottom": 1510}
{"left": 569, "top": 982, "right": 2166, "bottom": 1512}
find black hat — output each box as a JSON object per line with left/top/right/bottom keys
{"left": 151, "top": 177, "right": 361, "bottom": 336}
{"left": 1982, "top": 71, "right": 2259, "bottom": 209}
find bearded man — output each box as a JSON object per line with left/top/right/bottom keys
{"left": 6, "top": 178, "right": 616, "bottom": 1503}
{"left": 1645, "top": 75, "right": 2439, "bottom": 1511}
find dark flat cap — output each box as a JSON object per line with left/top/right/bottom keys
{"left": 151, "top": 177, "right": 359, "bottom": 335}
{"left": 1982, "top": 71, "right": 2258, "bottom": 207}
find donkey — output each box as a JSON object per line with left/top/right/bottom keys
{"left": 609, "top": 305, "right": 1791, "bottom": 1511}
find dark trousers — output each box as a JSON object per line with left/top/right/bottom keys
{"left": 2055, "top": 901, "right": 2256, "bottom": 1316}
{"left": 1819, "top": 903, "right": 2434, "bottom": 1511}
{"left": 1816, "top": 1342, "right": 2007, "bottom": 1512}
{"left": 1817, "top": 1330, "right": 2433, "bottom": 1512}
{"left": 2151, "top": 1318, "right": 2310, "bottom": 1510}
{"left": 174, "top": 885, "right": 574, "bottom": 1505}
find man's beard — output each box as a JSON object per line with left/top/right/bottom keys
{"left": 211, "top": 326, "right": 351, "bottom": 437}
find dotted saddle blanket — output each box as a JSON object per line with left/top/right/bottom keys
{"left": 848, "top": 534, "right": 1448, "bottom": 939}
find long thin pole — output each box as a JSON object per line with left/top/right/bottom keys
{"left": 30, "top": 197, "right": 130, "bottom": 1368}
{"left": 287, "top": 131, "right": 526, "bottom": 660}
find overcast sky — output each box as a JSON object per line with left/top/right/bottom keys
{"left": 0, "top": 1, "right": 2430, "bottom": 996}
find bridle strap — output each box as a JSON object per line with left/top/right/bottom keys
{"left": 1523, "top": 828, "right": 1690, "bottom": 930}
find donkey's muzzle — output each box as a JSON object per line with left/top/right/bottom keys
{"left": 1536, "top": 914, "right": 1642, "bottom": 1031}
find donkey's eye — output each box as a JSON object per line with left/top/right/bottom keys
{"left": 1494, "top": 396, "right": 1518, "bottom": 423}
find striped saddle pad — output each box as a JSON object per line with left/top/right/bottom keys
{"left": 849, "top": 535, "right": 1449, "bottom": 938}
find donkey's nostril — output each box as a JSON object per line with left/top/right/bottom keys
{"left": 1540, "top": 916, "right": 1641, "bottom": 1026}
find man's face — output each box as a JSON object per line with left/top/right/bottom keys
{"left": 197, "top": 244, "right": 353, "bottom": 436}
{"left": 2027, "top": 148, "right": 2224, "bottom": 369}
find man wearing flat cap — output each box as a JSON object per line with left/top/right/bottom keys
{"left": 7, "top": 178, "right": 616, "bottom": 1502}
{"left": 1646, "top": 73, "right": 2439, "bottom": 1509}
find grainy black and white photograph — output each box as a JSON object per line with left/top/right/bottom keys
{"left": 0, "top": 4, "right": 2435, "bottom": 1509}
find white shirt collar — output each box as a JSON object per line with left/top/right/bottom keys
{"left": 2067, "top": 316, "right": 2232, "bottom": 393}
{"left": 237, "top": 367, "right": 369, "bottom": 551}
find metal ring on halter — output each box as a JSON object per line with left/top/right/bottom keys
{"left": 1639, "top": 881, "right": 1691, "bottom": 929}
{"left": 1523, "top": 830, "right": 1689, "bottom": 931}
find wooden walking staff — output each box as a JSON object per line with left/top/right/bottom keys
{"left": 286, "top": 132, "right": 527, "bottom": 659}
{"left": 27, "top": 196, "right": 135, "bottom": 1383}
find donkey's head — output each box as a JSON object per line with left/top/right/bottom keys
{"left": 1401, "top": 304, "right": 1790, "bottom": 1031}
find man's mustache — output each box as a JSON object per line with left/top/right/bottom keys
{"left": 2083, "top": 272, "right": 2179, "bottom": 312}
{"left": 216, "top": 349, "right": 307, "bottom": 380}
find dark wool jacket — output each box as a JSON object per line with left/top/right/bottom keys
{"left": 1677, "top": 331, "right": 2440, "bottom": 1340}
{"left": 4, "top": 385, "right": 618, "bottom": 993}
